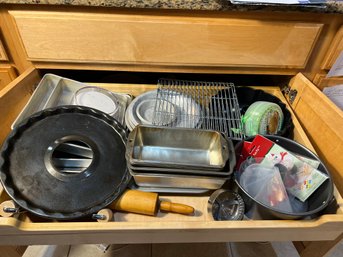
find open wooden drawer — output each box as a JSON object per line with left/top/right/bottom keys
{"left": 0, "top": 68, "right": 343, "bottom": 246}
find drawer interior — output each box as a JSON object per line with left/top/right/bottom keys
{"left": 0, "top": 68, "right": 343, "bottom": 245}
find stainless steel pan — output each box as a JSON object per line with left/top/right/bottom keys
{"left": 127, "top": 162, "right": 231, "bottom": 177}
{"left": 128, "top": 168, "right": 228, "bottom": 190}
{"left": 126, "top": 126, "right": 231, "bottom": 170}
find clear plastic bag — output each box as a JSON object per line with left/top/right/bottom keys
{"left": 238, "top": 161, "right": 292, "bottom": 213}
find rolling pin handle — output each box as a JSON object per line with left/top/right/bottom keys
{"left": 159, "top": 201, "right": 195, "bottom": 215}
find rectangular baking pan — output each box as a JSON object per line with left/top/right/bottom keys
{"left": 128, "top": 168, "right": 228, "bottom": 190}
{"left": 126, "top": 126, "right": 231, "bottom": 170}
{"left": 11, "top": 74, "right": 132, "bottom": 128}
{"left": 11, "top": 74, "right": 60, "bottom": 129}
{"left": 127, "top": 158, "right": 233, "bottom": 177}
{"left": 129, "top": 182, "right": 210, "bottom": 194}
{"left": 126, "top": 132, "right": 236, "bottom": 177}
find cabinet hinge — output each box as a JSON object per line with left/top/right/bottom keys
{"left": 282, "top": 85, "right": 297, "bottom": 105}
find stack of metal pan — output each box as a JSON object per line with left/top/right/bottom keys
{"left": 126, "top": 125, "right": 236, "bottom": 193}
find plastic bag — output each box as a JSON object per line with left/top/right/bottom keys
{"left": 239, "top": 162, "right": 292, "bottom": 213}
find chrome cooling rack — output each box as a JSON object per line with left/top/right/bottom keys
{"left": 152, "top": 79, "right": 244, "bottom": 140}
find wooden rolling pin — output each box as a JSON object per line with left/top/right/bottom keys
{"left": 109, "top": 190, "right": 194, "bottom": 216}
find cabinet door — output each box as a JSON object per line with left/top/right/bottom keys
{"left": 287, "top": 73, "right": 343, "bottom": 194}
{"left": 10, "top": 10, "right": 322, "bottom": 70}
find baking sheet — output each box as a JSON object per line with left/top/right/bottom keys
{"left": 12, "top": 74, "right": 132, "bottom": 129}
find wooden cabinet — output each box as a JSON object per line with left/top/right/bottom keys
{"left": 0, "top": 36, "right": 16, "bottom": 89}
{"left": 314, "top": 25, "right": 343, "bottom": 87}
{"left": 0, "top": 13, "right": 25, "bottom": 88}
{"left": 0, "top": 7, "right": 339, "bottom": 80}
{"left": 6, "top": 8, "right": 342, "bottom": 78}
{"left": 0, "top": 9, "right": 32, "bottom": 77}
{"left": 0, "top": 65, "right": 16, "bottom": 90}
{"left": 0, "top": 5, "right": 343, "bottom": 257}
{"left": 322, "top": 25, "right": 343, "bottom": 70}
{"left": 10, "top": 10, "right": 323, "bottom": 70}
{"left": 0, "top": 39, "right": 9, "bottom": 61}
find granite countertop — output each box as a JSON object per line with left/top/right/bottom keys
{"left": 0, "top": 0, "right": 342, "bottom": 13}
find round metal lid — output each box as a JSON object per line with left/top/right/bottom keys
{"left": 0, "top": 106, "right": 131, "bottom": 220}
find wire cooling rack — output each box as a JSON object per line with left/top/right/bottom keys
{"left": 152, "top": 79, "right": 244, "bottom": 140}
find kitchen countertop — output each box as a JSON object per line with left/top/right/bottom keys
{"left": 0, "top": 0, "right": 342, "bottom": 13}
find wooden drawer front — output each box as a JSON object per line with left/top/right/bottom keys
{"left": 11, "top": 11, "right": 322, "bottom": 69}
{"left": 1, "top": 68, "right": 343, "bottom": 245}
{"left": 322, "top": 25, "right": 343, "bottom": 70}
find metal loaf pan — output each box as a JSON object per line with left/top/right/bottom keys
{"left": 129, "top": 183, "right": 210, "bottom": 194}
{"left": 128, "top": 169, "right": 228, "bottom": 190}
{"left": 127, "top": 162, "right": 231, "bottom": 177}
{"left": 11, "top": 74, "right": 132, "bottom": 129}
{"left": 126, "top": 126, "right": 231, "bottom": 170}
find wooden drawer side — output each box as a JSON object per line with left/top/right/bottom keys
{"left": 0, "top": 68, "right": 39, "bottom": 145}
{"left": 288, "top": 73, "right": 343, "bottom": 195}
{"left": 10, "top": 11, "right": 322, "bottom": 69}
